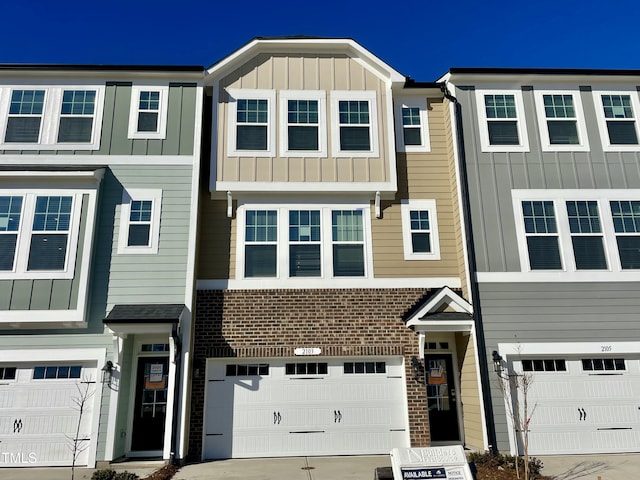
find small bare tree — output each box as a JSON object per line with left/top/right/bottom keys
{"left": 69, "top": 377, "right": 95, "bottom": 480}
{"left": 493, "top": 351, "right": 537, "bottom": 480}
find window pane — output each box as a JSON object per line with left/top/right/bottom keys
{"left": 340, "top": 126, "right": 370, "bottom": 151}
{"left": 616, "top": 237, "right": 640, "bottom": 269}
{"left": 28, "top": 234, "right": 68, "bottom": 270}
{"left": 527, "top": 236, "right": 562, "bottom": 269}
{"left": 138, "top": 112, "right": 158, "bottom": 132}
{"left": 0, "top": 235, "right": 17, "bottom": 270}
{"left": 289, "top": 244, "right": 321, "bottom": 277}
{"left": 607, "top": 121, "right": 638, "bottom": 145}
{"left": 547, "top": 121, "right": 579, "bottom": 144}
{"left": 332, "top": 211, "right": 363, "bottom": 241}
{"left": 245, "top": 245, "right": 276, "bottom": 277}
{"left": 58, "top": 117, "right": 93, "bottom": 142}
{"left": 288, "top": 126, "right": 318, "bottom": 150}
{"left": 128, "top": 224, "right": 151, "bottom": 246}
{"left": 237, "top": 125, "right": 267, "bottom": 150}
{"left": 333, "top": 244, "right": 364, "bottom": 276}
{"left": 5, "top": 117, "right": 41, "bottom": 143}
{"left": 411, "top": 232, "right": 431, "bottom": 253}
{"left": 572, "top": 236, "right": 607, "bottom": 270}
{"left": 487, "top": 121, "right": 519, "bottom": 145}
{"left": 403, "top": 128, "right": 421, "bottom": 146}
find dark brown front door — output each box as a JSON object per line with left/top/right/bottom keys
{"left": 425, "top": 353, "right": 460, "bottom": 442}
{"left": 131, "top": 356, "right": 169, "bottom": 452}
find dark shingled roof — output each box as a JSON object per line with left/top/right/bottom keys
{"left": 104, "top": 304, "right": 185, "bottom": 324}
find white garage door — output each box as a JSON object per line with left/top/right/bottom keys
{"left": 203, "top": 357, "right": 409, "bottom": 459}
{"left": 0, "top": 363, "right": 97, "bottom": 467}
{"left": 512, "top": 356, "right": 640, "bottom": 455}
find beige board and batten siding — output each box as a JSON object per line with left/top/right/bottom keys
{"left": 372, "top": 97, "right": 462, "bottom": 279}
{"left": 456, "top": 331, "right": 484, "bottom": 450}
{"left": 0, "top": 82, "right": 197, "bottom": 156}
{"left": 0, "top": 194, "right": 89, "bottom": 312}
{"left": 216, "top": 53, "right": 391, "bottom": 184}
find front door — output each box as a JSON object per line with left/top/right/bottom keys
{"left": 131, "top": 356, "right": 169, "bottom": 452}
{"left": 425, "top": 353, "right": 460, "bottom": 441}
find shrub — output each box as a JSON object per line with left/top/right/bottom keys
{"left": 91, "top": 470, "right": 116, "bottom": 480}
{"left": 113, "top": 472, "right": 139, "bottom": 480}
{"left": 467, "top": 451, "right": 544, "bottom": 475}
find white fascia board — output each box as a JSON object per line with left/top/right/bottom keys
{"left": 212, "top": 181, "right": 398, "bottom": 196}
{"left": 0, "top": 309, "right": 85, "bottom": 326}
{"left": 0, "top": 346, "right": 106, "bottom": 362}
{"left": 0, "top": 155, "right": 195, "bottom": 166}
{"left": 197, "top": 277, "right": 462, "bottom": 290}
{"left": 409, "top": 320, "right": 474, "bottom": 332}
{"left": 477, "top": 271, "right": 640, "bottom": 282}
{"left": 206, "top": 38, "right": 405, "bottom": 85}
{"left": 497, "top": 341, "right": 640, "bottom": 357}
{"left": 105, "top": 323, "right": 175, "bottom": 336}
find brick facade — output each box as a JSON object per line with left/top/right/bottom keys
{"left": 188, "top": 287, "right": 435, "bottom": 459}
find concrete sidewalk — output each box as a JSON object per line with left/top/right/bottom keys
{"left": 0, "top": 453, "right": 639, "bottom": 480}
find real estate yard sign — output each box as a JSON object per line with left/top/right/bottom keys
{"left": 390, "top": 446, "right": 474, "bottom": 480}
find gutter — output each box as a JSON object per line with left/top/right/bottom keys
{"left": 440, "top": 83, "right": 498, "bottom": 454}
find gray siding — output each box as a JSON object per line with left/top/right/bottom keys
{"left": 456, "top": 85, "right": 640, "bottom": 273}
{"left": 478, "top": 281, "right": 640, "bottom": 450}
{"left": 0, "top": 83, "right": 198, "bottom": 157}
{"left": 90, "top": 164, "right": 194, "bottom": 319}
{"left": 0, "top": 194, "right": 89, "bottom": 312}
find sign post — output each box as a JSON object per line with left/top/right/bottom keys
{"left": 390, "top": 446, "right": 474, "bottom": 480}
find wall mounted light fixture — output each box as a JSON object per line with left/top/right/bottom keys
{"left": 101, "top": 360, "right": 115, "bottom": 384}
{"left": 410, "top": 356, "right": 424, "bottom": 383}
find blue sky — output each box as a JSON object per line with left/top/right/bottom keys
{"left": 6, "top": 0, "right": 640, "bottom": 80}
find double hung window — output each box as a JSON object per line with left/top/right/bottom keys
{"left": 0, "top": 86, "right": 103, "bottom": 149}
{"left": 476, "top": 90, "right": 529, "bottom": 152}
{"left": 0, "top": 191, "right": 83, "bottom": 278}
{"left": 227, "top": 89, "right": 276, "bottom": 156}
{"left": 117, "top": 189, "right": 162, "bottom": 254}
{"left": 610, "top": 200, "right": 640, "bottom": 269}
{"left": 593, "top": 90, "right": 640, "bottom": 150}
{"left": 5, "top": 90, "right": 45, "bottom": 143}
{"left": 521, "top": 200, "right": 562, "bottom": 270}
{"left": 331, "top": 91, "right": 378, "bottom": 156}
{"left": 534, "top": 91, "right": 589, "bottom": 151}
{"left": 394, "top": 96, "right": 430, "bottom": 152}
{"left": 238, "top": 204, "right": 370, "bottom": 281}
{"left": 279, "top": 91, "right": 327, "bottom": 156}
{"left": 128, "top": 86, "right": 169, "bottom": 139}
{"left": 400, "top": 200, "right": 440, "bottom": 260}
{"left": 566, "top": 201, "right": 607, "bottom": 270}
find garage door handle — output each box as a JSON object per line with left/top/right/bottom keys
{"left": 334, "top": 410, "right": 342, "bottom": 423}
{"left": 273, "top": 412, "right": 282, "bottom": 424}
{"left": 13, "top": 419, "right": 22, "bottom": 433}
{"left": 578, "top": 408, "right": 586, "bottom": 421}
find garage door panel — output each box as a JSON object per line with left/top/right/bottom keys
{"left": 204, "top": 357, "right": 409, "bottom": 459}
{"left": 514, "top": 356, "right": 640, "bottom": 455}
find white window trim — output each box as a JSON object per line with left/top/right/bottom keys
{"left": 400, "top": 199, "right": 440, "bottom": 260}
{"left": 475, "top": 89, "right": 529, "bottom": 153}
{"left": 0, "top": 189, "right": 84, "bottom": 280}
{"left": 127, "top": 85, "right": 169, "bottom": 139}
{"left": 235, "top": 202, "right": 373, "bottom": 283}
{"left": 330, "top": 90, "right": 379, "bottom": 157}
{"left": 512, "top": 189, "right": 640, "bottom": 277}
{"left": 279, "top": 90, "right": 327, "bottom": 157}
{"left": 394, "top": 96, "right": 430, "bottom": 152}
{"left": 117, "top": 188, "right": 162, "bottom": 255}
{"left": 592, "top": 88, "right": 640, "bottom": 152}
{"left": 226, "top": 88, "right": 276, "bottom": 157}
{"left": 0, "top": 85, "right": 105, "bottom": 150}
{"left": 533, "top": 89, "right": 590, "bottom": 152}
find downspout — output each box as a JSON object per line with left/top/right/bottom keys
{"left": 170, "top": 323, "right": 182, "bottom": 465}
{"left": 441, "top": 82, "right": 499, "bottom": 454}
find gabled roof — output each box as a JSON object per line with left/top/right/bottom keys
{"left": 405, "top": 287, "right": 472, "bottom": 330}
{"left": 205, "top": 36, "right": 406, "bottom": 86}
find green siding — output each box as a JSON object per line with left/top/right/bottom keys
{"left": 30, "top": 280, "right": 53, "bottom": 310}
{"left": 0, "top": 281, "right": 11, "bottom": 309}
{"left": 50, "top": 279, "right": 73, "bottom": 309}
{"left": 9, "top": 280, "right": 31, "bottom": 310}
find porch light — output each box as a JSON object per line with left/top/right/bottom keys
{"left": 410, "top": 356, "right": 424, "bottom": 383}
{"left": 101, "top": 360, "right": 115, "bottom": 384}
{"left": 491, "top": 351, "right": 503, "bottom": 374}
